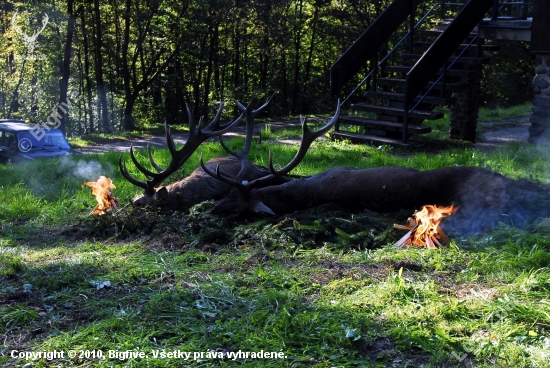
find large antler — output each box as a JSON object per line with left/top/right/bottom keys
{"left": 119, "top": 101, "right": 243, "bottom": 194}
{"left": 215, "top": 94, "right": 275, "bottom": 183}
{"left": 201, "top": 99, "right": 341, "bottom": 194}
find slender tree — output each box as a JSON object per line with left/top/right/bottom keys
{"left": 93, "top": 0, "right": 110, "bottom": 132}
{"left": 58, "top": 0, "right": 78, "bottom": 134}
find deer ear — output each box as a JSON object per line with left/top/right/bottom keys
{"left": 156, "top": 187, "right": 168, "bottom": 202}
{"left": 252, "top": 201, "right": 276, "bottom": 216}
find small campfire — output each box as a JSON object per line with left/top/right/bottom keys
{"left": 394, "top": 204, "right": 458, "bottom": 248}
{"left": 82, "top": 176, "right": 119, "bottom": 215}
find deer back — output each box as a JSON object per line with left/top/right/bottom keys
{"left": 210, "top": 166, "right": 510, "bottom": 218}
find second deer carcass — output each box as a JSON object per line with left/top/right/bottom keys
{"left": 202, "top": 102, "right": 519, "bottom": 221}
{"left": 208, "top": 165, "right": 511, "bottom": 220}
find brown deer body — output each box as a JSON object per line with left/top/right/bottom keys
{"left": 132, "top": 156, "right": 285, "bottom": 210}
{"left": 209, "top": 165, "right": 510, "bottom": 219}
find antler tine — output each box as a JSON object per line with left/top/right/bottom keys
{"left": 230, "top": 98, "right": 264, "bottom": 182}
{"left": 119, "top": 156, "right": 148, "bottom": 191}
{"left": 214, "top": 99, "right": 256, "bottom": 185}
{"left": 11, "top": 12, "right": 23, "bottom": 35}
{"left": 146, "top": 144, "right": 164, "bottom": 173}
{"left": 201, "top": 98, "right": 274, "bottom": 194}
{"left": 218, "top": 135, "right": 239, "bottom": 158}
{"left": 202, "top": 100, "right": 224, "bottom": 132}
{"left": 186, "top": 103, "right": 196, "bottom": 136}
{"left": 34, "top": 13, "right": 48, "bottom": 38}
{"left": 121, "top": 101, "right": 243, "bottom": 192}
{"left": 274, "top": 100, "right": 340, "bottom": 175}
{"left": 251, "top": 93, "right": 276, "bottom": 117}
{"left": 241, "top": 99, "right": 341, "bottom": 191}
{"left": 129, "top": 144, "right": 158, "bottom": 178}
{"left": 199, "top": 153, "right": 247, "bottom": 192}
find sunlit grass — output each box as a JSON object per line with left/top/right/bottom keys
{"left": 1, "top": 108, "right": 550, "bottom": 367}
{"left": 478, "top": 102, "right": 532, "bottom": 122}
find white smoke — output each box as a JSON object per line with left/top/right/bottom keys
{"left": 73, "top": 160, "right": 104, "bottom": 179}
{"left": 57, "top": 157, "right": 113, "bottom": 180}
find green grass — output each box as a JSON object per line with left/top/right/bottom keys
{"left": 477, "top": 102, "right": 532, "bottom": 122}
{"left": 421, "top": 102, "right": 532, "bottom": 140}
{"left": 67, "top": 124, "right": 173, "bottom": 148}
{"left": 1, "top": 123, "right": 550, "bottom": 367}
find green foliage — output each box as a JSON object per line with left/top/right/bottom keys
{"left": 0, "top": 0, "right": 534, "bottom": 136}
{"left": 481, "top": 41, "right": 535, "bottom": 108}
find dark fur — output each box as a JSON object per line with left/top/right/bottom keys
{"left": 133, "top": 156, "right": 285, "bottom": 211}
{"left": 211, "top": 166, "right": 513, "bottom": 219}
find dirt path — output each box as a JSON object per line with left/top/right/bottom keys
{"left": 475, "top": 115, "right": 530, "bottom": 151}
{"left": 72, "top": 116, "right": 531, "bottom": 155}
{"left": 72, "top": 119, "right": 305, "bottom": 155}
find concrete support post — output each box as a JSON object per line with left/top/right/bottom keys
{"left": 528, "top": 53, "right": 550, "bottom": 144}
{"left": 449, "top": 66, "right": 482, "bottom": 142}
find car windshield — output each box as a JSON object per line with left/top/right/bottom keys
{"left": 18, "top": 131, "right": 70, "bottom": 150}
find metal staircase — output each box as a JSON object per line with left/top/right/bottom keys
{"left": 330, "top": 0, "right": 534, "bottom": 147}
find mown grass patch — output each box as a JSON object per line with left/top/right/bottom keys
{"left": 1, "top": 130, "right": 550, "bottom": 367}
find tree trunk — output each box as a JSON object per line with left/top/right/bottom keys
{"left": 8, "top": 56, "right": 27, "bottom": 117}
{"left": 80, "top": 5, "right": 94, "bottom": 133}
{"left": 233, "top": 8, "right": 241, "bottom": 113}
{"left": 123, "top": 93, "right": 138, "bottom": 132}
{"left": 93, "top": 0, "right": 111, "bottom": 133}
{"left": 58, "top": 0, "right": 77, "bottom": 134}
{"left": 121, "top": 0, "right": 136, "bottom": 131}
{"left": 203, "top": 23, "right": 218, "bottom": 117}
{"left": 302, "top": 2, "right": 320, "bottom": 113}
{"left": 259, "top": 34, "right": 270, "bottom": 91}
{"left": 291, "top": 0, "right": 303, "bottom": 115}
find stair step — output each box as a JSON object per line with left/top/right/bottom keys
{"left": 338, "top": 116, "right": 432, "bottom": 134}
{"left": 420, "top": 30, "right": 478, "bottom": 38}
{"left": 376, "top": 78, "right": 468, "bottom": 92}
{"left": 497, "top": 1, "right": 534, "bottom": 4}
{"left": 330, "top": 131, "right": 412, "bottom": 148}
{"left": 351, "top": 103, "right": 444, "bottom": 120}
{"left": 414, "top": 42, "right": 500, "bottom": 52}
{"left": 364, "top": 91, "right": 455, "bottom": 105}
{"left": 400, "top": 53, "right": 487, "bottom": 64}
{"left": 385, "top": 65, "right": 479, "bottom": 79}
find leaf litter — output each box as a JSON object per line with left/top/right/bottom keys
{"left": 68, "top": 201, "right": 403, "bottom": 252}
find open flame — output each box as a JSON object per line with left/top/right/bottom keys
{"left": 394, "top": 204, "right": 458, "bottom": 248}
{"left": 82, "top": 176, "right": 119, "bottom": 215}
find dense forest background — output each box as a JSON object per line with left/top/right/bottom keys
{"left": 0, "top": 0, "right": 534, "bottom": 135}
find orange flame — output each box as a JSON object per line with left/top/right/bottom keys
{"left": 412, "top": 204, "right": 457, "bottom": 247}
{"left": 82, "top": 176, "right": 119, "bottom": 215}
{"left": 394, "top": 204, "right": 458, "bottom": 248}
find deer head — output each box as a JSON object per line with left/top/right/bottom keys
{"left": 202, "top": 100, "right": 341, "bottom": 220}
{"left": 119, "top": 100, "right": 243, "bottom": 207}
{"left": 119, "top": 97, "right": 277, "bottom": 209}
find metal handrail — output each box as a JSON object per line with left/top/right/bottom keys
{"left": 340, "top": 2, "right": 441, "bottom": 107}
{"left": 492, "top": 0, "right": 533, "bottom": 20}
{"left": 401, "top": 33, "right": 479, "bottom": 142}
{"left": 408, "top": 34, "right": 479, "bottom": 115}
